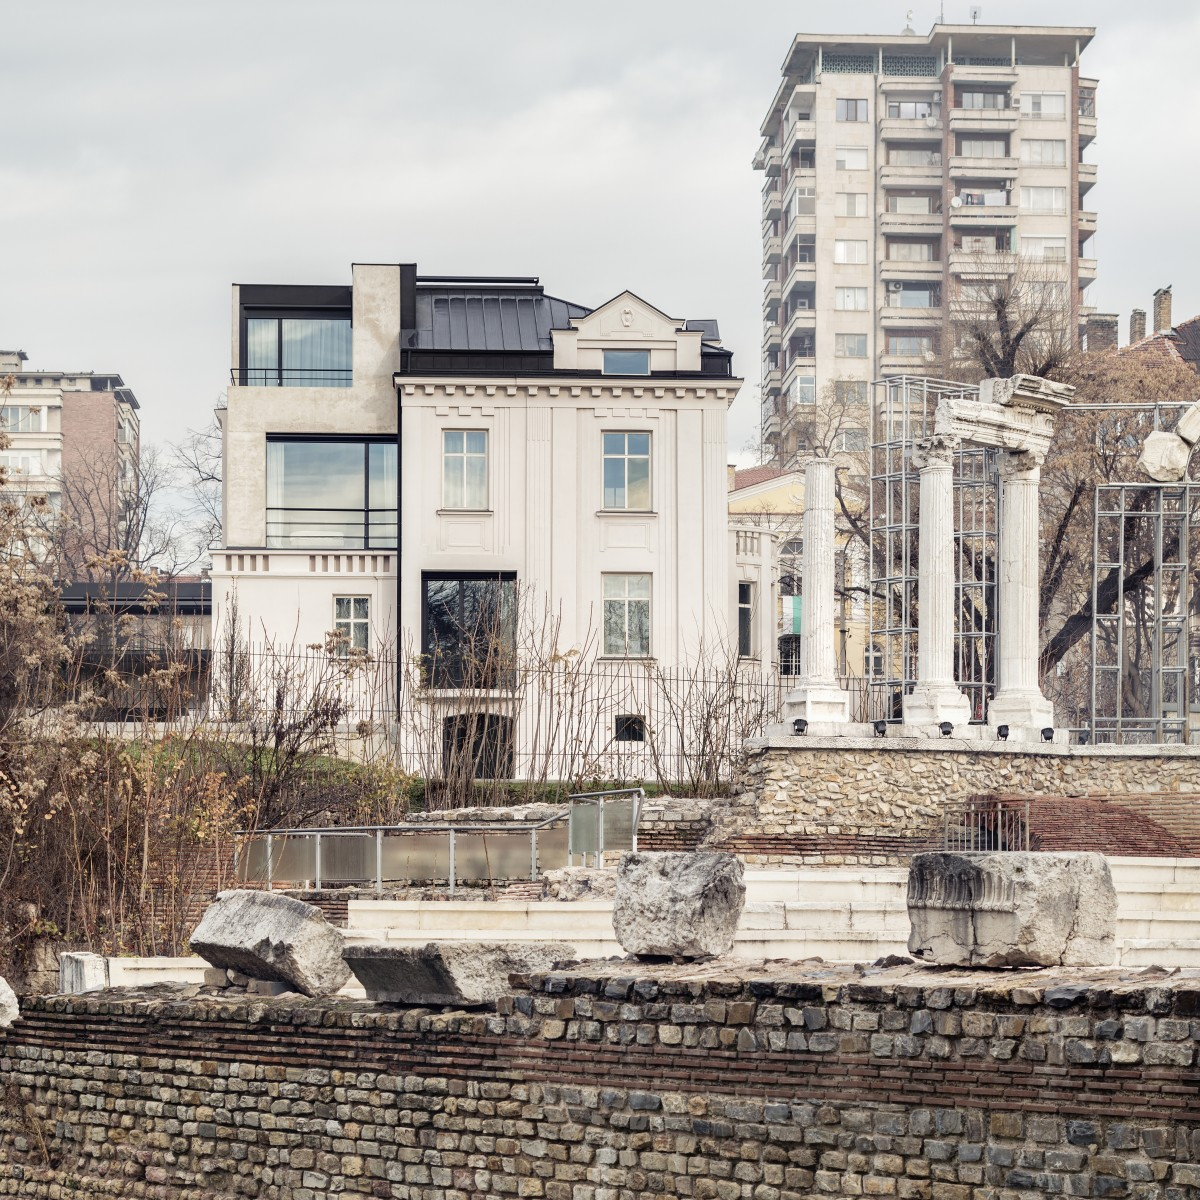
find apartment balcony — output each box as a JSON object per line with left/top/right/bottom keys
{"left": 948, "top": 203, "right": 1017, "bottom": 228}
{"left": 880, "top": 259, "right": 943, "bottom": 281}
{"left": 1078, "top": 111, "right": 1097, "bottom": 147}
{"left": 783, "top": 307, "right": 816, "bottom": 342}
{"left": 880, "top": 211, "right": 943, "bottom": 237}
{"left": 784, "top": 259, "right": 816, "bottom": 295}
{"left": 763, "top": 187, "right": 782, "bottom": 222}
{"left": 1078, "top": 258, "right": 1098, "bottom": 286}
{"left": 879, "top": 162, "right": 944, "bottom": 189}
{"left": 948, "top": 65, "right": 1016, "bottom": 85}
{"left": 948, "top": 155, "right": 1018, "bottom": 181}
{"left": 764, "top": 145, "right": 782, "bottom": 177}
{"left": 763, "top": 321, "right": 782, "bottom": 353}
{"left": 763, "top": 236, "right": 783, "bottom": 269}
{"left": 763, "top": 279, "right": 782, "bottom": 317}
{"left": 786, "top": 117, "right": 816, "bottom": 149}
{"left": 948, "top": 249, "right": 1018, "bottom": 277}
{"left": 763, "top": 366, "right": 782, "bottom": 396}
{"left": 948, "top": 108, "right": 1018, "bottom": 134}
{"left": 761, "top": 406, "right": 782, "bottom": 440}
{"left": 879, "top": 117, "right": 943, "bottom": 141}
{"left": 1078, "top": 162, "right": 1098, "bottom": 194}
{"left": 880, "top": 305, "right": 943, "bottom": 326}
{"left": 880, "top": 352, "right": 938, "bottom": 373}
{"left": 1078, "top": 211, "right": 1098, "bottom": 236}
{"left": 881, "top": 78, "right": 944, "bottom": 96}
{"left": 782, "top": 165, "right": 815, "bottom": 197}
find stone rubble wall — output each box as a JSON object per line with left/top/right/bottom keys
{"left": 1, "top": 964, "right": 1199, "bottom": 1198}
{"left": 722, "top": 741, "right": 1200, "bottom": 865}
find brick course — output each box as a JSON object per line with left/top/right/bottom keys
{"left": 2, "top": 962, "right": 1200, "bottom": 1197}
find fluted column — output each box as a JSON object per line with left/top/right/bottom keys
{"left": 903, "top": 434, "right": 972, "bottom": 729}
{"left": 782, "top": 458, "right": 849, "bottom": 727}
{"left": 987, "top": 450, "right": 1055, "bottom": 733}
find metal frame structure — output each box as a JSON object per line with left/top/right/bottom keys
{"left": 1090, "top": 482, "right": 1193, "bottom": 744}
{"left": 869, "top": 377, "right": 999, "bottom": 722}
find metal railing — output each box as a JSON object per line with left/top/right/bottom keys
{"left": 234, "top": 788, "right": 643, "bottom": 893}
{"left": 943, "top": 796, "right": 1030, "bottom": 852}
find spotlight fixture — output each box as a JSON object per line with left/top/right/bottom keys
{"left": 939, "top": 721, "right": 953, "bottom": 737}
{"left": 997, "top": 724, "right": 1010, "bottom": 741}
{"left": 1041, "top": 727, "right": 1054, "bottom": 742}
{"left": 873, "top": 719, "right": 888, "bottom": 738}
{"left": 792, "top": 718, "right": 808, "bottom": 736}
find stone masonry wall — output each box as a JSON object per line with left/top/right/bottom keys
{"left": 721, "top": 739, "right": 1200, "bottom": 865}
{"left": 2, "top": 962, "right": 1200, "bottom": 1198}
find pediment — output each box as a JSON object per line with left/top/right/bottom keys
{"left": 572, "top": 291, "right": 683, "bottom": 341}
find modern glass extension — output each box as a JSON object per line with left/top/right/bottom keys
{"left": 245, "top": 317, "right": 352, "bottom": 387}
{"left": 265, "top": 438, "right": 396, "bottom": 548}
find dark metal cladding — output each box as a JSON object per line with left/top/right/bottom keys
{"left": 409, "top": 284, "right": 590, "bottom": 353}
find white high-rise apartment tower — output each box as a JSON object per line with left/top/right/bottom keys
{"left": 754, "top": 23, "right": 1096, "bottom": 464}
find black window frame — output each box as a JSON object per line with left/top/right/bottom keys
{"left": 421, "top": 570, "right": 518, "bottom": 690}
{"left": 614, "top": 714, "right": 646, "bottom": 743}
{"left": 265, "top": 434, "right": 397, "bottom": 550}
{"left": 238, "top": 300, "right": 353, "bottom": 387}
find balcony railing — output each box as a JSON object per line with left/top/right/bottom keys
{"left": 231, "top": 367, "right": 353, "bottom": 387}
{"left": 265, "top": 507, "right": 398, "bottom": 550}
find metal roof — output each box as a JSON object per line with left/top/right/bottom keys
{"left": 407, "top": 285, "right": 591, "bottom": 352}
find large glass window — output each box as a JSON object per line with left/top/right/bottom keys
{"left": 835, "top": 334, "right": 868, "bottom": 358}
{"left": 835, "top": 287, "right": 868, "bottom": 311}
{"left": 791, "top": 375, "right": 816, "bottom": 405}
{"left": 888, "top": 100, "right": 936, "bottom": 119}
{"left": 835, "top": 380, "right": 868, "bottom": 405}
{"left": 1021, "top": 236, "right": 1068, "bottom": 261}
{"left": 960, "top": 137, "right": 1007, "bottom": 158}
{"left": 266, "top": 438, "right": 396, "bottom": 548}
{"left": 1021, "top": 139, "right": 1066, "bottom": 165}
{"left": 602, "top": 432, "right": 651, "bottom": 510}
{"left": 443, "top": 431, "right": 488, "bottom": 510}
{"left": 889, "top": 146, "right": 941, "bottom": 166}
{"left": 0, "top": 406, "right": 44, "bottom": 433}
{"left": 1020, "top": 92, "right": 1066, "bottom": 119}
{"left": 792, "top": 187, "right": 816, "bottom": 216}
{"left": 886, "top": 281, "right": 941, "bottom": 308}
{"left": 422, "top": 572, "right": 517, "bottom": 689}
{"left": 887, "top": 333, "right": 936, "bottom": 356}
{"left": 835, "top": 147, "right": 868, "bottom": 170}
{"left": 246, "top": 317, "right": 352, "bottom": 387}
{"left": 959, "top": 90, "right": 1008, "bottom": 110}
{"left": 836, "top": 192, "right": 868, "bottom": 216}
{"left": 1020, "top": 186, "right": 1067, "bottom": 212}
{"left": 836, "top": 99, "right": 868, "bottom": 122}
{"left": 834, "top": 240, "right": 868, "bottom": 264}
{"left": 738, "top": 582, "right": 755, "bottom": 658}
{"left": 603, "top": 574, "right": 651, "bottom": 657}
{"left": 888, "top": 240, "right": 936, "bottom": 261}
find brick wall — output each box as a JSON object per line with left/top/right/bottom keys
{"left": 2, "top": 963, "right": 1200, "bottom": 1197}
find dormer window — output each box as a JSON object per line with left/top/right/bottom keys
{"left": 602, "top": 349, "right": 650, "bottom": 375}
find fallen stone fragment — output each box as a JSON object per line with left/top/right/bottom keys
{"left": 343, "top": 942, "right": 576, "bottom": 1005}
{"left": 907, "top": 851, "right": 1116, "bottom": 968}
{"left": 0, "top": 975, "right": 17, "bottom": 1027}
{"left": 59, "top": 951, "right": 109, "bottom": 994}
{"left": 189, "top": 890, "right": 350, "bottom": 997}
{"left": 613, "top": 851, "right": 745, "bottom": 959}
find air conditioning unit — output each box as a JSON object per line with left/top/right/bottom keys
{"left": 796, "top": 298, "right": 811, "bottom": 308}
{"left": 888, "top": 281, "right": 904, "bottom": 292}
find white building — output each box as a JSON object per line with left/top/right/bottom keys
{"left": 754, "top": 21, "right": 1097, "bottom": 464}
{"left": 211, "top": 264, "right": 745, "bottom": 774}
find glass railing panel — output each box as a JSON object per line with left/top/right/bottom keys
{"left": 569, "top": 803, "right": 600, "bottom": 855}
{"left": 382, "top": 832, "right": 451, "bottom": 883}
{"left": 319, "top": 834, "right": 374, "bottom": 883}
{"left": 270, "top": 835, "right": 316, "bottom": 883}
{"left": 601, "top": 801, "right": 636, "bottom": 851}
{"left": 536, "top": 822, "right": 570, "bottom": 872}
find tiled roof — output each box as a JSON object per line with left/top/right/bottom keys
{"left": 731, "top": 465, "right": 788, "bottom": 491}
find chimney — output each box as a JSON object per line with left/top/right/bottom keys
{"left": 1153, "top": 286, "right": 1173, "bottom": 334}
{"left": 1130, "top": 309, "right": 1147, "bottom": 343}
{"left": 1085, "top": 313, "right": 1118, "bottom": 352}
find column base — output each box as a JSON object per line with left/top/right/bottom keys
{"left": 986, "top": 689, "right": 1057, "bottom": 741}
{"left": 902, "top": 684, "right": 973, "bottom": 730}
{"left": 782, "top": 683, "right": 850, "bottom": 728}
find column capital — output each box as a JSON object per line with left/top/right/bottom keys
{"left": 911, "top": 433, "right": 960, "bottom": 470}
{"left": 997, "top": 448, "right": 1045, "bottom": 478}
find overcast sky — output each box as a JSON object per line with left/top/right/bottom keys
{"left": 2, "top": 1, "right": 1197, "bottom": 465}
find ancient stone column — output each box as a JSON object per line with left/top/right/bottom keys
{"left": 987, "top": 450, "right": 1055, "bottom": 733}
{"left": 903, "top": 434, "right": 972, "bottom": 729}
{"left": 782, "top": 458, "right": 849, "bottom": 727}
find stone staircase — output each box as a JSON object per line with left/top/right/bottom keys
{"left": 343, "top": 858, "right": 1200, "bottom": 967}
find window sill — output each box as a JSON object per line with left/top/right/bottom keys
{"left": 596, "top": 509, "right": 657, "bottom": 517}
{"left": 436, "top": 509, "right": 493, "bottom": 516}
{"left": 597, "top": 656, "right": 656, "bottom": 663}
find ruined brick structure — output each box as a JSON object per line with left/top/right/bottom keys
{"left": 2, "top": 962, "right": 1199, "bottom": 1198}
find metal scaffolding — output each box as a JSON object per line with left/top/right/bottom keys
{"left": 868, "top": 377, "right": 999, "bottom": 722}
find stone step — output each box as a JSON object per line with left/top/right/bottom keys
{"left": 1117, "top": 939, "right": 1200, "bottom": 967}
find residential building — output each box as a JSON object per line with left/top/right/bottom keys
{"left": 210, "top": 264, "right": 742, "bottom": 773}
{"left": 754, "top": 22, "right": 1097, "bottom": 464}
{"left": 0, "top": 349, "right": 140, "bottom": 562}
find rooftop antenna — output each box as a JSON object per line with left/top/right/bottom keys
{"left": 903, "top": 8, "right": 916, "bottom": 34}
{"left": 970, "top": 5, "right": 982, "bottom": 22}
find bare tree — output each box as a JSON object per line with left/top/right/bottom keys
{"left": 174, "top": 408, "right": 223, "bottom": 552}
{"left": 945, "top": 251, "right": 1080, "bottom": 380}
